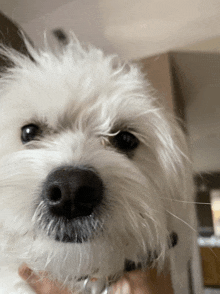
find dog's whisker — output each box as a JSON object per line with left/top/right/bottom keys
{"left": 159, "top": 197, "right": 211, "bottom": 206}
{"left": 166, "top": 210, "right": 197, "bottom": 233}
{"left": 32, "top": 200, "right": 45, "bottom": 221}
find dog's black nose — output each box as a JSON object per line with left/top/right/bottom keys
{"left": 42, "top": 166, "right": 104, "bottom": 219}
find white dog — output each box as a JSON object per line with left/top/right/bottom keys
{"left": 0, "top": 36, "right": 203, "bottom": 294}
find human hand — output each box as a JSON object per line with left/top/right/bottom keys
{"left": 112, "top": 269, "right": 174, "bottom": 294}
{"left": 18, "top": 264, "right": 72, "bottom": 294}
{"left": 19, "top": 264, "right": 174, "bottom": 294}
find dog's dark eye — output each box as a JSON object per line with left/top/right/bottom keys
{"left": 21, "top": 124, "right": 40, "bottom": 144}
{"left": 112, "top": 131, "right": 139, "bottom": 152}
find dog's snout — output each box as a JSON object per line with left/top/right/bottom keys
{"left": 42, "top": 166, "right": 104, "bottom": 219}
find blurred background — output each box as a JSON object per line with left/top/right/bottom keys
{"left": 1, "top": 0, "right": 220, "bottom": 60}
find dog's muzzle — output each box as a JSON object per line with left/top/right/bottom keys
{"left": 38, "top": 165, "right": 105, "bottom": 243}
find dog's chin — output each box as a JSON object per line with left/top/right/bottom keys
{"left": 37, "top": 212, "right": 103, "bottom": 244}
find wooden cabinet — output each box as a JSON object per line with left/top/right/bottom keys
{"left": 200, "top": 247, "right": 220, "bottom": 286}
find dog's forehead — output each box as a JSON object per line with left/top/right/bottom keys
{"left": 1, "top": 47, "right": 148, "bottom": 132}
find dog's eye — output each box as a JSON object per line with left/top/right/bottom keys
{"left": 112, "top": 131, "right": 139, "bottom": 152}
{"left": 21, "top": 124, "right": 40, "bottom": 144}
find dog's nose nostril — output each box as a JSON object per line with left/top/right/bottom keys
{"left": 74, "top": 186, "right": 101, "bottom": 215}
{"left": 48, "top": 186, "right": 62, "bottom": 203}
{"left": 42, "top": 166, "right": 104, "bottom": 220}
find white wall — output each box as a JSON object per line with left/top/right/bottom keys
{"left": 187, "top": 86, "right": 220, "bottom": 172}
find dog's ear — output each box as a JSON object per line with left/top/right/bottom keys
{"left": 0, "top": 11, "right": 34, "bottom": 69}
{"left": 52, "top": 29, "right": 69, "bottom": 46}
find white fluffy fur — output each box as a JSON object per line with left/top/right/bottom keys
{"left": 0, "top": 37, "right": 203, "bottom": 294}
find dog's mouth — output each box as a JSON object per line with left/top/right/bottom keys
{"left": 36, "top": 211, "right": 104, "bottom": 243}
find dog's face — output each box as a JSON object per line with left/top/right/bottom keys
{"left": 0, "top": 40, "right": 192, "bottom": 285}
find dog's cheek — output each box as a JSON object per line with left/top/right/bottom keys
{"left": 0, "top": 155, "right": 44, "bottom": 235}
{"left": 0, "top": 185, "right": 36, "bottom": 235}
{"left": 86, "top": 148, "right": 169, "bottom": 261}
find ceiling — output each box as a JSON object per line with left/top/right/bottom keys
{"left": 1, "top": 0, "right": 220, "bottom": 59}
{"left": 0, "top": 0, "right": 73, "bottom": 23}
